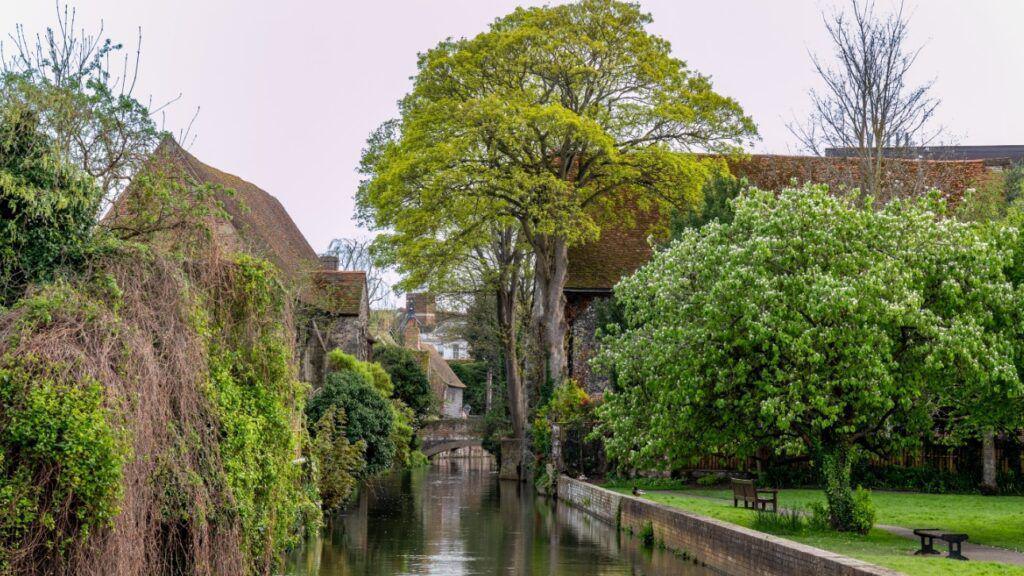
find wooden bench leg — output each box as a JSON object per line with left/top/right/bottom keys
{"left": 914, "top": 535, "right": 939, "bottom": 555}
{"left": 947, "top": 540, "right": 967, "bottom": 561}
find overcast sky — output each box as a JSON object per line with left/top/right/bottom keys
{"left": 2, "top": 1, "right": 1022, "bottom": 251}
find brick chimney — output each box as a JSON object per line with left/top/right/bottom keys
{"left": 407, "top": 292, "right": 437, "bottom": 330}
{"left": 318, "top": 254, "right": 339, "bottom": 271}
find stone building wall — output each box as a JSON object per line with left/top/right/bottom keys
{"left": 297, "top": 306, "right": 370, "bottom": 388}
{"left": 566, "top": 292, "right": 612, "bottom": 395}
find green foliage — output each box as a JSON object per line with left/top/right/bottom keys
{"left": 0, "top": 95, "right": 103, "bottom": 306}
{"left": 388, "top": 399, "right": 416, "bottom": 468}
{"left": 449, "top": 360, "right": 491, "bottom": 415}
{"left": 310, "top": 406, "right": 366, "bottom": 512}
{"left": 638, "top": 521, "right": 655, "bottom": 547}
{"left": 697, "top": 474, "right": 725, "bottom": 487}
{"left": 205, "top": 254, "right": 319, "bottom": 569}
{"left": 821, "top": 450, "right": 876, "bottom": 533}
{"left": 598, "top": 184, "right": 1024, "bottom": 529}
{"left": 357, "top": 0, "right": 755, "bottom": 300}
{"left": 669, "top": 174, "right": 746, "bottom": 235}
{"left": 307, "top": 368, "right": 395, "bottom": 476}
{"left": 752, "top": 508, "right": 809, "bottom": 535}
{"left": 1005, "top": 163, "right": 1024, "bottom": 205}
{"left": 0, "top": 356, "right": 127, "bottom": 567}
{"left": 372, "top": 344, "right": 430, "bottom": 416}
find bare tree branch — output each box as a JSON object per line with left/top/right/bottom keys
{"left": 789, "top": 0, "right": 941, "bottom": 197}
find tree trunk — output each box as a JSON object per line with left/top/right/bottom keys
{"left": 981, "top": 429, "right": 998, "bottom": 494}
{"left": 820, "top": 444, "right": 871, "bottom": 533}
{"left": 530, "top": 233, "right": 569, "bottom": 389}
{"left": 497, "top": 285, "right": 526, "bottom": 442}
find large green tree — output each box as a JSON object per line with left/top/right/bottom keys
{"left": 358, "top": 0, "right": 755, "bottom": 397}
{"left": 597, "top": 185, "right": 1024, "bottom": 531}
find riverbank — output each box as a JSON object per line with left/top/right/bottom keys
{"left": 558, "top": 476, "right": 1023, "bottom": 576}
{"left": 559, "top": 476, "right": 901, "bottom": 576}
{"left": 608, "top": 487, "right": 1024, "bottom": 576}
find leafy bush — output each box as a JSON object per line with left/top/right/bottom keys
{"left": 311, "top": 406, "right": 366, "bottom": 511}
{"left": 0, "top": 98, "right": 103, "bottom": 306}
{"left": 699, "top": 474, "right": 728, "bottom": 487}
{"left": 372, "top": 344, "right": 432, "bottom": 418}
{"left": 0, "top": 358, "right": 127, "bottom": 565}
{"left": 308, "top": 369, "right": 395, "bottom": 475}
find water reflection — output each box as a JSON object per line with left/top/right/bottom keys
{"left": 283, "top": 458, "right": 714, "bottom": 575}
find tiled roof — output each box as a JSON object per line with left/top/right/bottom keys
{"left": 565, "top": 154, "right": 989, "bottom": 292}
{"left": 422, "top": 343, "right": 465, "bottom": 389}
{"left": 312, "top": 270, "right": 367, "bottom": 316}
{"left": 132, "top": 137, "right": 319, "bottom": 284}
{"left": 564, "top": 206, "right": 663, "bottom": 291}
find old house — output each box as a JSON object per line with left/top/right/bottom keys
{"left": 296, "top": 255, "right": 374, "bottom": 386}
{"left": 400, "top": 294, "right": 467, "bottom": 418}
{"left": 565, "top": 153, "right": 991, "bottom": 394}
{"left": 402, "top": 293, "right": 471, "bottom": 360}
{"left": 115, "top": 138, "right": 372, "bottom": 387}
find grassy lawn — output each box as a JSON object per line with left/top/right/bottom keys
{"left": 607, "top": 487, "right": 1024, "bottom": 576}
{"left": 675, "top": 488, "right": 1024, "bottom": 553}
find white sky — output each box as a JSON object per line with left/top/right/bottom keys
{"left": 2, "top": 1, "right": 1022, "bottom": 252}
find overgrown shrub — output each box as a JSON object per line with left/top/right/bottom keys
{"left": 307, "top": 366, "right": 395, "bottom": 475}
{"left": 0, "top": 247, "right": 319, "bottom": 575}
{"left": 373, "top": 343, "right": 432, "bottom": 418}
{"left": 0, "top": 357, "right": 127, "bottom": 569}
{"left": 204, "top": 254, "right": 319, "bottom": 569}
{"left": 0, "top": 99, "right": 103, "bottom": 306}
{"left": 310, "top": 406, "right": 365, "bottom": 512}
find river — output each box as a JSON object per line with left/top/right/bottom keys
{"left": 283, "top": 457, "right": 715, "bottom": 575}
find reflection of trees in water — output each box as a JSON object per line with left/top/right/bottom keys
{"left": 283, "top": 460, "right": 712, "bottom": 575}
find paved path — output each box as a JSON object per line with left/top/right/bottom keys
{"left": 647, "top": 490, "right": 1024, "bottom": 566}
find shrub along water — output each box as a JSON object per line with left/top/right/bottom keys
{"left": 0, "top": 247, "right": 320, "bottom": 575}
{"left": 305, "top": 349, "right": 423, "bottom": 508}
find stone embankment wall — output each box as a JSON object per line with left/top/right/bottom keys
{"left": 557, "top": 476, "right": 902, "bottom": 576}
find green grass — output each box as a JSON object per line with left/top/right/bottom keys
{"left": 676, "top": 488, "right": 1024, "bottom": 552}
{"left": 608, "top": 488, "right": 1024, "bottom": 576}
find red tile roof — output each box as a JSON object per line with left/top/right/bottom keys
{"left": 312, "top": 270, "right": 367, "bottom": 316}
{"left": 565, "top": 154, "right": 990, "bottom": 292}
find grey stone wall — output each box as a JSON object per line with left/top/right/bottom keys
{"left": 296, "top": 307, "right": 369, "bottom": 388}
{"left": 557, "top": 476, "right": 902, "bottom": 576}
{"left": 566, "top": 293, "right": 611, "bottom": 395}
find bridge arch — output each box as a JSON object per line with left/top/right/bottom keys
{"left": 418, "top": 417, "right": 485, "bottom": 459}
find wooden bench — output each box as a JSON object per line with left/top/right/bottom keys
{"left": 730, "top": 478, "right": 778, "bottom": 512}
{"left": 913, "top": 529, "right": 969, "bottom": 560}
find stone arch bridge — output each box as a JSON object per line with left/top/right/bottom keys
{"left": 418, "top": 417, "right": 485, "bottom": 458}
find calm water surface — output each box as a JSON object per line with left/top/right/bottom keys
{"left": 283, "top": 458, "right": 715, "bottom": 575}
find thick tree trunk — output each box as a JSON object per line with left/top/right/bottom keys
{"left": 498, "top": 286, "right": 526, "bottom": 441}
{"left": 981, "top": 429, "right": 998, "bottom": 494}
{"left": 529, "top": 233, "right": 569, "bottom": 389}
{"left": 820, "top": 443, "right": 871, "bottom": 533}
